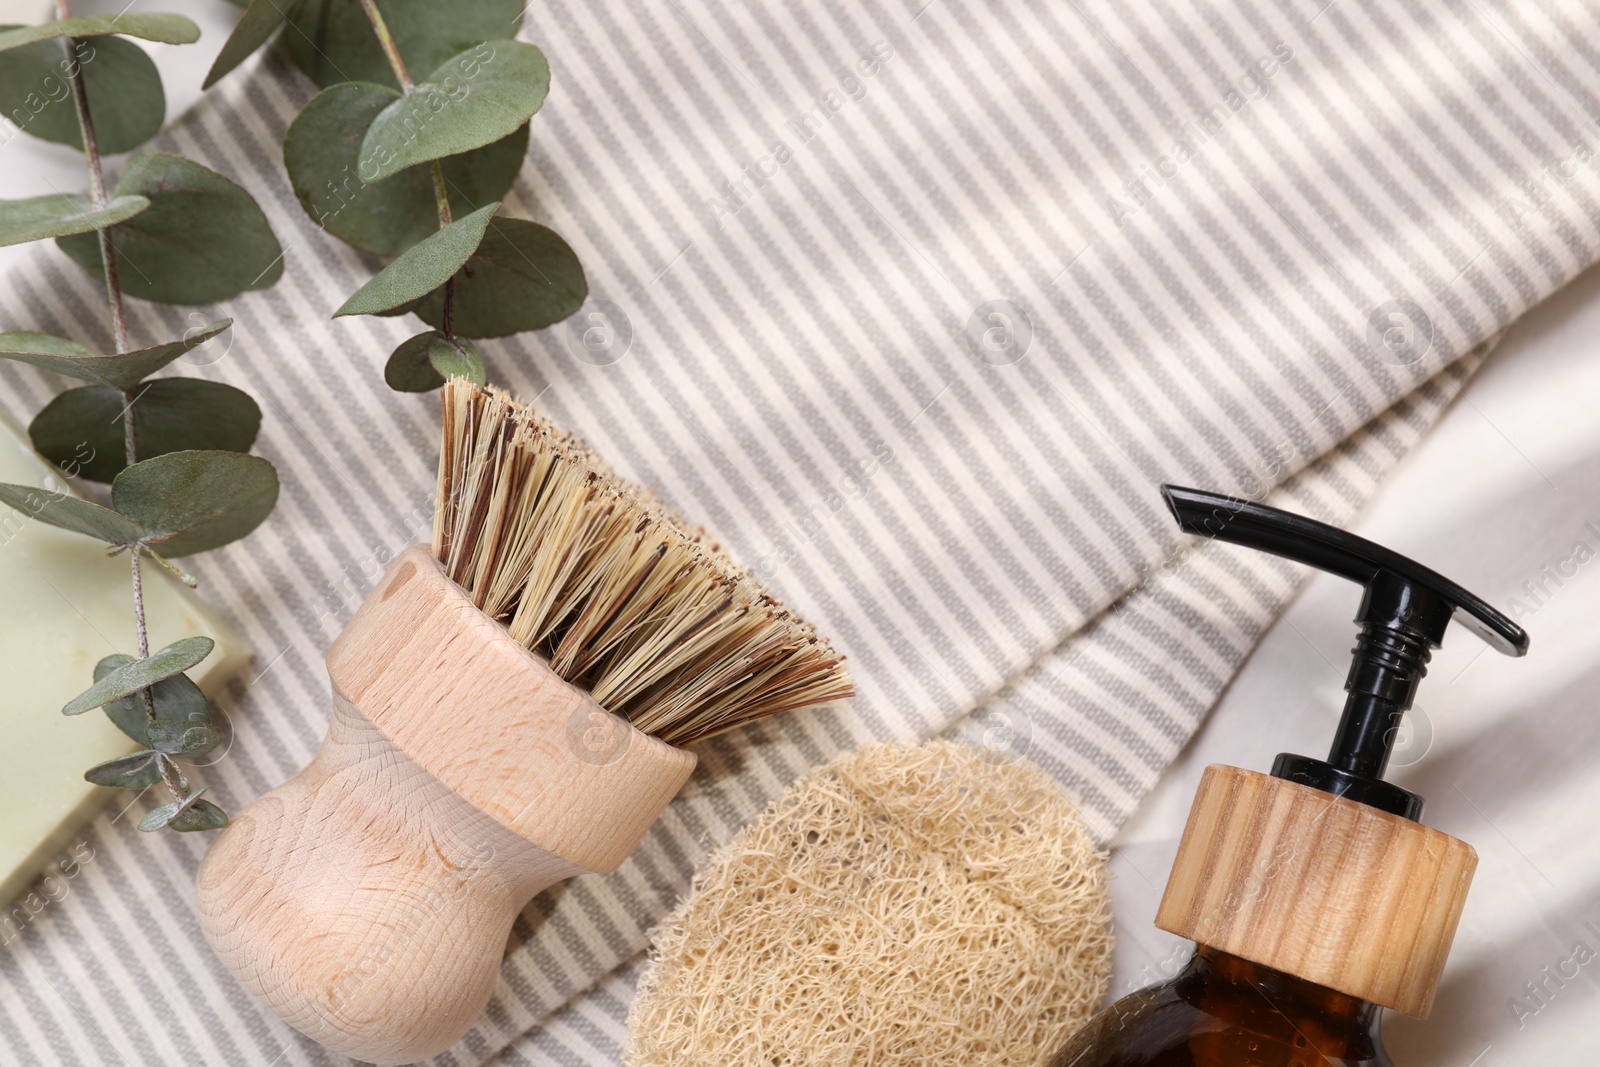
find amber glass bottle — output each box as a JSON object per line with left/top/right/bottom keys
{"left": 1047, "top": 947, "right": 1392, "bottom": 1067}
{"left": 1048, "top": 486, "right": 1536, "bottom": 1067}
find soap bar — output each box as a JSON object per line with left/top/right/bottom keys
{"left": 0, "top": 405, "right": 250, "bottom": 908}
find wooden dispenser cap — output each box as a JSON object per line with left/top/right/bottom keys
{"left": 1155, "top": 764, "right": 1476, "bottom": 1017}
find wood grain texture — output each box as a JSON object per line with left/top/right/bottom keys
{"left": 1155, "top": 764, "right": 1476, "bottom": 1018}
{"left": 195, "top": 546, "right": 697, "bottom": 1063}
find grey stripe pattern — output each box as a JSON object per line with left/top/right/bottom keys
{"left": 948, "top": 349, "right": 1486, "bottom": 843}
{"left": 0, "top": 0, "right": 1594, "bottom": 1061}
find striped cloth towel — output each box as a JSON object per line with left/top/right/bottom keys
{"left": 1, "top": 0, "right": 1597, "bottom": 1063}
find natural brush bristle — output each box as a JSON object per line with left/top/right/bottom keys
{"left": 433, "top": 378, "right": 853, "bottom": 746}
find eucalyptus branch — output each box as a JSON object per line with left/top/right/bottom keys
{"left": 358, "top": 0, "right": 459, "bottom": 337}
{"left": 0, "top": 3, "right": 284, "bottom": 833}
{"left": 58, "top": 0, "right": 139, "bottom": 468}
{"left": 59, "top": 1, "right": 165, "bottom": 767}
{"left": 57, "top": 2, "right": 130, "bottom": 359}
{"left": 204, "top": 0, "right": 584, "bottom": 391}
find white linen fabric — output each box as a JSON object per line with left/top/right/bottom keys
{"left": 0, "top": 0, "right": 1596, "bottom": 1063}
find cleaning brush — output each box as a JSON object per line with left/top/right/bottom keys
{"left": 433, "top": 381, "right": 851, "bottom": 742}
{"left": 195, "top": 379, "right": 852, "bottom": 1064}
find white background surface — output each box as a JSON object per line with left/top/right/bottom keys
{"left": 6, "top": 5, "right": 1599, "bottom": 1062}
{"left": 1107, "top": 262, "right": 1600, "bottom": 1064}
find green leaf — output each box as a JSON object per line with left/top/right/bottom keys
{"left": 168, "top": 797, "right": 228, "bottom": 832}
{"left": 146, "top": 719, "right": 221, "bottom": 758}
{"left": 0, "top": 319, "right": 230, "bottom": 389}
{"left": 427, "top": 335, "right": 485, "bottom": 385}
{"left": 414, "top": 217, "right": 586, "bottom": 337}
{"left": 384, "top": 330, "right": 445, "bottom": 392}
{"left": 138, "top": 787, "right": 224, "bottom": 832}
{"left": 0, "top": 193, "right": 148, "bottom": 247}
{"left": 0, "top": 482, "right": 144, "bottom": 544}
{"left": 57, "top": 154, "right": 284, "bottom": 305}
{"left": 283, "top": 0, "right": 524, "bottom": 90}
{"left": 97, "top": 660, "right": 211, "bottom": 744}
{"left": 93, "top": 654, "right": 142, "bottom": 740}
{"left": 111, "top": 451, "right": 278, "bottom": 556}
{"left": 63, "top": 636, "right": 214, "bottom": 715}
{"left": 203, "top": 0, "right": 300, "bottom": 88}
{"left": 0, "top": 332, "right": 93, "bottom": 367}
{"left": 83, "top": 750, "right": 162, "bottom": 790}
{"left": 334, "top": 201, "right": 498, "bottom": 317}
{"left": 359, "top": 41, "right": 548, "bottom": 182}
{"left": 30, "top": 388, "right": 133, "bottom": 483}
{"left": 0, "top": 34, "right": 165, "bottom": 154}
{"left": 137, "top": 798, "right": 182, "bottom": 831}
{"left": 374, "top": 295, "right": 426, "bottom": 318}
{"left": 383, "top": 330, "right": 485, "bottom": 392}
{"left": 0, "top": 14, "right": 200, "bottom": 52}
{"left": 285, "top": 80, "right": 528, "bottom": 256}
{"left": 31, "top": 378, "right": 262, "bottom": 483}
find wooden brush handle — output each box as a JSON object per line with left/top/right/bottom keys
{"left": 195, "top": 546, "right": 697, "bottom": 1063}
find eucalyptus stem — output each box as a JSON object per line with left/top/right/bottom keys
{"left": 430, "top": 162, "right": 457, "bottom": 338}
{"left": 156, "top": 751, "right": 188, "bottom": 799}
{"left": 60, "top": 0, "right": 137, "bottom": 461}
{"left": 130, "top": 546, "right": 157, "bottom": 723}
{"left": 58, "top": 4, "right": 168, "bottom": 774}
{"left": 357, "top": 0, "right": 413, "bottom": 90}
{"left": 57, "top": 2, "right": 129, "bottom": 358}
{"left": 358, "top": 0, "right": 459, "bottom": 337}
{"left": 429, "top": 160, "right": 452, "bottom": 227}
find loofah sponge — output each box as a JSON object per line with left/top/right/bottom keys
{"left": 625, "top": 739, "right": 1113, "bottom": 1066}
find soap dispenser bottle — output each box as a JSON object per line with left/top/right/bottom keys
{"left": 1049, "top": 486, "right": 1529, "bottom": 1067}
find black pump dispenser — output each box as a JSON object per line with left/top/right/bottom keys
{"left": 1161, "top": 485, "right": 1529, "bottom": 821}
{"left": 1044, "top": 487, "right": 1520, "bottom": 1064}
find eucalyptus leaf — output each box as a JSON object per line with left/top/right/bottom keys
{"left": 138, "top": 786, "right": 218, "bottom": 832}
{"left": 427, "top": 335, "right": 485, "bottom": 385}
{"left": 97, "top": 661, "right": 211, "bottom": 744}
{"left": 0, "top": 34, "right": 165, "bottom": 154}
{"left": 334, "top": 201, "right": 498, "bottom": 317}
{"left": 57, "top": 154, "right": 284, "bottom": 305}
{"left": 0, "top": 331, "right": 93, "bottom": 365}
{"left": 92, "top": 654, "right": 142, "bottom": 741}
{"left": 0, "top": 319, "right": 229, "bottom": 389}
{"left": 146, "top": 719, "right": 221, "bottom": 757}
{"left": 167, "top": 797, "right": 228, "bottom": 832}
{"left": 63, "top": 636, "right": 214, "bottom": 715}
{"left": 0, "top": 14, "right": 200, "bottom": 52}
{"left": 203, "top": 0, "right": 301, "bottom": 88}
{"left": 382, "top": 331, "right": 486, "bottom": 392}
{"left": 285, "top": 80, "right": 528, "bottom": 256}
{"left": 0, "top": 482, "right": 144, "bottom": 544}
{"left": 359, "top": 41, "right": 548, "bottom": 182}
{"left": 83, "top": 750, "right": 162, "bottom": 790}
{"left": 30, "top": 388, "right": 133, "bottom": 483}
{"left": 384, "top": 330, "right": 446, "bottom": 392}
{"left": 374, "top": 295, "right": 426, "bottom": 317}
{"left": 283, "top": 0, "right": 524, "bottom": 90}
{"left": 137, "top": 798, "right": 182, "bottom": 832}
{"left": 414, "top": 217, "right": 586, "bottom": 337}
{"left": 31, "top": 378, "right": 262, "bottom": 483}
{"left": 111, "top": 450, "right": 278, "bottom": 556}
{"left": 0, "top": 193, "right": 148, "bottom": 247}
